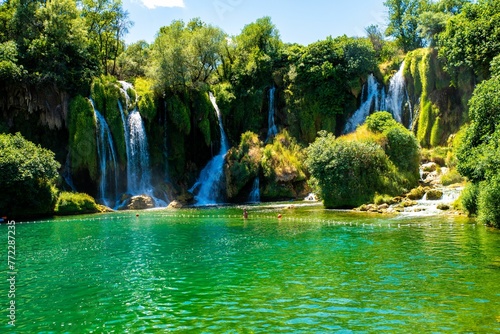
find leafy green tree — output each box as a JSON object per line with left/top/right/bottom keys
{"left": 384, "top": 0, "right": 426, "bottom": 52}
{"left": 81, "top": 0, "right": 132, "bottom": 75}
{"left": 149, "top": 19, "right": 226, "bottom": 92}
{"left": 456, "top": 70, "right": 500, "bottom": 227}
{"left": 439, "top": 0, "right": 500, "bottom": 80}
{"left": 116, "top": 40, "right": 150, "bottom": 80}
{"left": 306, "top": 131, "right": 395, "bottom": 208}
{"left": 0, "top": 132, "right": 60, "bottom": 218}
{"left": 285, "top": 36, "right": 376, "bottom": 142}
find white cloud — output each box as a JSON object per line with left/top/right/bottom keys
{"left": 139, "top": 0, "right": 185, "bottom": 9}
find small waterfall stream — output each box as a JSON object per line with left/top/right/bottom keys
{"left": 344, "top": 62, "right": 412, "bottom": 133}
{"left": 92, "top": 101, "right": 119, "bottom": 207}
{"left": 267, "top": 86, "right": 278, "bottom": 140}
{"left": 248, "top": 177, "right": 260, "bottom": 203}
{"left": 386, "top": 62, "right": 410, "bottom": 124}
{"left": 189, "top": 92, "right": 230, "bottom": 205}
{"left": 343, "top": 74, "right": 384, "bottom": 133}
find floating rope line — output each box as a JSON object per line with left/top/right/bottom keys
{"left": 16, "top": 213, "right": 482, "bottom": 230}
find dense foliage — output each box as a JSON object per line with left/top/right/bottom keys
{"left": 55, "top": 192, "right": 101, "bottom": 215}
{"left": 0, "top": 133, "right": 60, "bottom": 218}
{"left": 456, "top": 69, "right": 500, "bottom": 227}
{"left": 306, "top": 112, "right": 420, "bottom": 209}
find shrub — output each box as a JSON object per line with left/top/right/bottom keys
{"left": 55, "top": 192, "right": 100, "bottom": 215}
{"left": 441, "top": 168, "right": 464, "bottom": 186}
{"left": 261, "top": 130, "right": 307, "bottom": 200}
{"left": 0, "top": 133, "right": 60, "bottom": 218}
{"left": 365, "top": 111, "right": 399, "bottom": 133}
{"left": 306, "top": 131, "right": 402, "bottom": 208}
{"left": 225, "top": 131, "right": 262, "bottom": 199}
{"left": 477, "top": 176, "right": 500, "bottom": 228}
{"left": 460, "top": 182, "right": 479, "bottom": 216}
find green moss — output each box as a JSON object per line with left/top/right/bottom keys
{"left": 68, "top": 95, "right": 98, "bottom": 181}
{"left": 55, "top": 192, "right": 100, "bottom": 215}
{"left": 91, "top": 76, "right": 127, "bottom": 166}
{"left": 167, "top": 94, "right": 191, "bottom": 135}
{"left": 430, "top": 116, "right": 443, "bottom": 147}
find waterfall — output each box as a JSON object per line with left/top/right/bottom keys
{"left": 248, "top": 177, "right": 260, "bottom": 203}
{"left": 91, "top": 101, "right": 119, "bottom": 207}
{"left": 343, "top": 74, "right": 383, "bottom": 133}
{"left": 267, "top": 86, "right": 278, "bottom": 140}
{"left": 386, "top": 62, "right": 409, "bottom": 124}
{"left": 343, "top": 62, "right": 412, "bottom": 133}
{"left": 127, "top": 109, "right": 152, "bottom": 195}
{"left": 189, "top": 92, "right": 229, "bottom": 205}
{"left": 118, "top": 82, "right": 168, "bottom": 207}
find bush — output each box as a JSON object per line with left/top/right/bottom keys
{"left": 441, "top": 168, "right": 464, "bottom": 186}
{"left": 0, "top": 133, "right": 60, "bottom": 218}
{"left": 365, "top": 111, "right": 399, "bottom": 133}
{"left": 460, "top": 182, "right": 479, "bottom": 216}
{"left": 261, "top": 130, "right": 307, "bottom": 200}
{"left": 306, "top": 131, "right": 402, "bottom": 208}
{"left": 224, "top": 131, "right": 262, "bottom": 199}
{"left": 477, "top": 176, "right": 500, "bottom": 228}
{"left": 55, "top": 192, "right": 100, "bottom": 215}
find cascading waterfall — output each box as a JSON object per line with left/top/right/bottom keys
{"left": 91, "top": 100, "right": 119, "bottom": 207}
{"left": 386, "top": 62, "right": 410, "bottom": 124}
{"left": 189, "top": 92, "right": 229, "bottom": 205}
{"left": 267, "top": 86, "right": 278, "bottom": 140}
{"left": 343, "top": 74, "right": 384, "bottom": 133}
{"left": 344, "top": 62, "right": 412, "bottom": 133}
{"left": 118, "top": 82, "right": 167, "bottom": 206}
{"left": 248, "top": 177, "right": 260, "bottom": 203}
{"left": 127, "top": 109, "right": 152, "bottom": 195}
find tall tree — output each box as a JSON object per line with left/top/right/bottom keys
{"left": 149, "top": 18, "right": 226, "bottom": 92}
{"left": 384, "top": 0, "right": 426, "bottom": 52}
{"left": 81, "top": 0, "right": 132, "bottom": 75}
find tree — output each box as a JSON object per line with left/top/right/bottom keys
{"left": 116, "top": 40, "right": 150, "bottom": 80}
{"left": 149, "top": 18, "right": 226, "bottom": 92}
{"left": 438, "top": 0, "right": 500, "bottom": 81}
{"left": 81, "top": 0, "right": 133, "bottom": 75}
{"left": 306, "top": 131, "right": 394, "bottom": 208}
{"left": 384, "top": 0, "right": 426, "bottom": 52}
{"left": 456, "top": 66, "right": 500, "bottom": 227}
{"left": 0, "top": 132, "right": 60, "bottom": 218}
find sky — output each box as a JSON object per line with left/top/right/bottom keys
{"left": 122, "top": 0, "right": 389, "bottom": 46}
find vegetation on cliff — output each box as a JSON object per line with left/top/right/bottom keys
{"left": 0, "top": 133, "right": 60, "bottom": 218}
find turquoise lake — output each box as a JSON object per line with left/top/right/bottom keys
{"left": 2, "top": 204, "right": 500, "bottom": 333}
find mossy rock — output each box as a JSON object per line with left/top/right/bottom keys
{"left": 437, "top": 203, "right": 450, "bottom": 211}
{"left": 407, "top": 186, "right": 426, "bottom": 200}
{"left": 426, "top": 189, "right": 443, "bottom": 200}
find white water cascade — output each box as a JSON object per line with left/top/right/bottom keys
{"left": 343, "top": 74, "right": 384, "bottom": 133}
{"left": 118, "top": 82, "right": 167, "bottom": 206}
{"left": 344, "top": 62, "right": 412, "bottom": 133}
{"left": 248, "top": 177, "right": 261, "bottom": 203}
{"left": 267, "top": 86, "right": 278, "bottom": 140}
{"left": 189, "top": 92, "right": 230, "bottom": 205}
{"left": 386, "top": 62, "right": 411, "bottom": 125}
{"left": 127, "top": 109, "right": 152, "bottom": 195}
{"left": 92, "top": 101, "right": 119, "bottom": 207}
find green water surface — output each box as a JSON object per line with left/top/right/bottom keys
{"left": 1, "top": 205, "right": 500, "bottom": 333}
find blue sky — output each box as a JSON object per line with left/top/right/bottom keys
{"left": 123, "top": 0, "right": 388, "bottom": 46}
